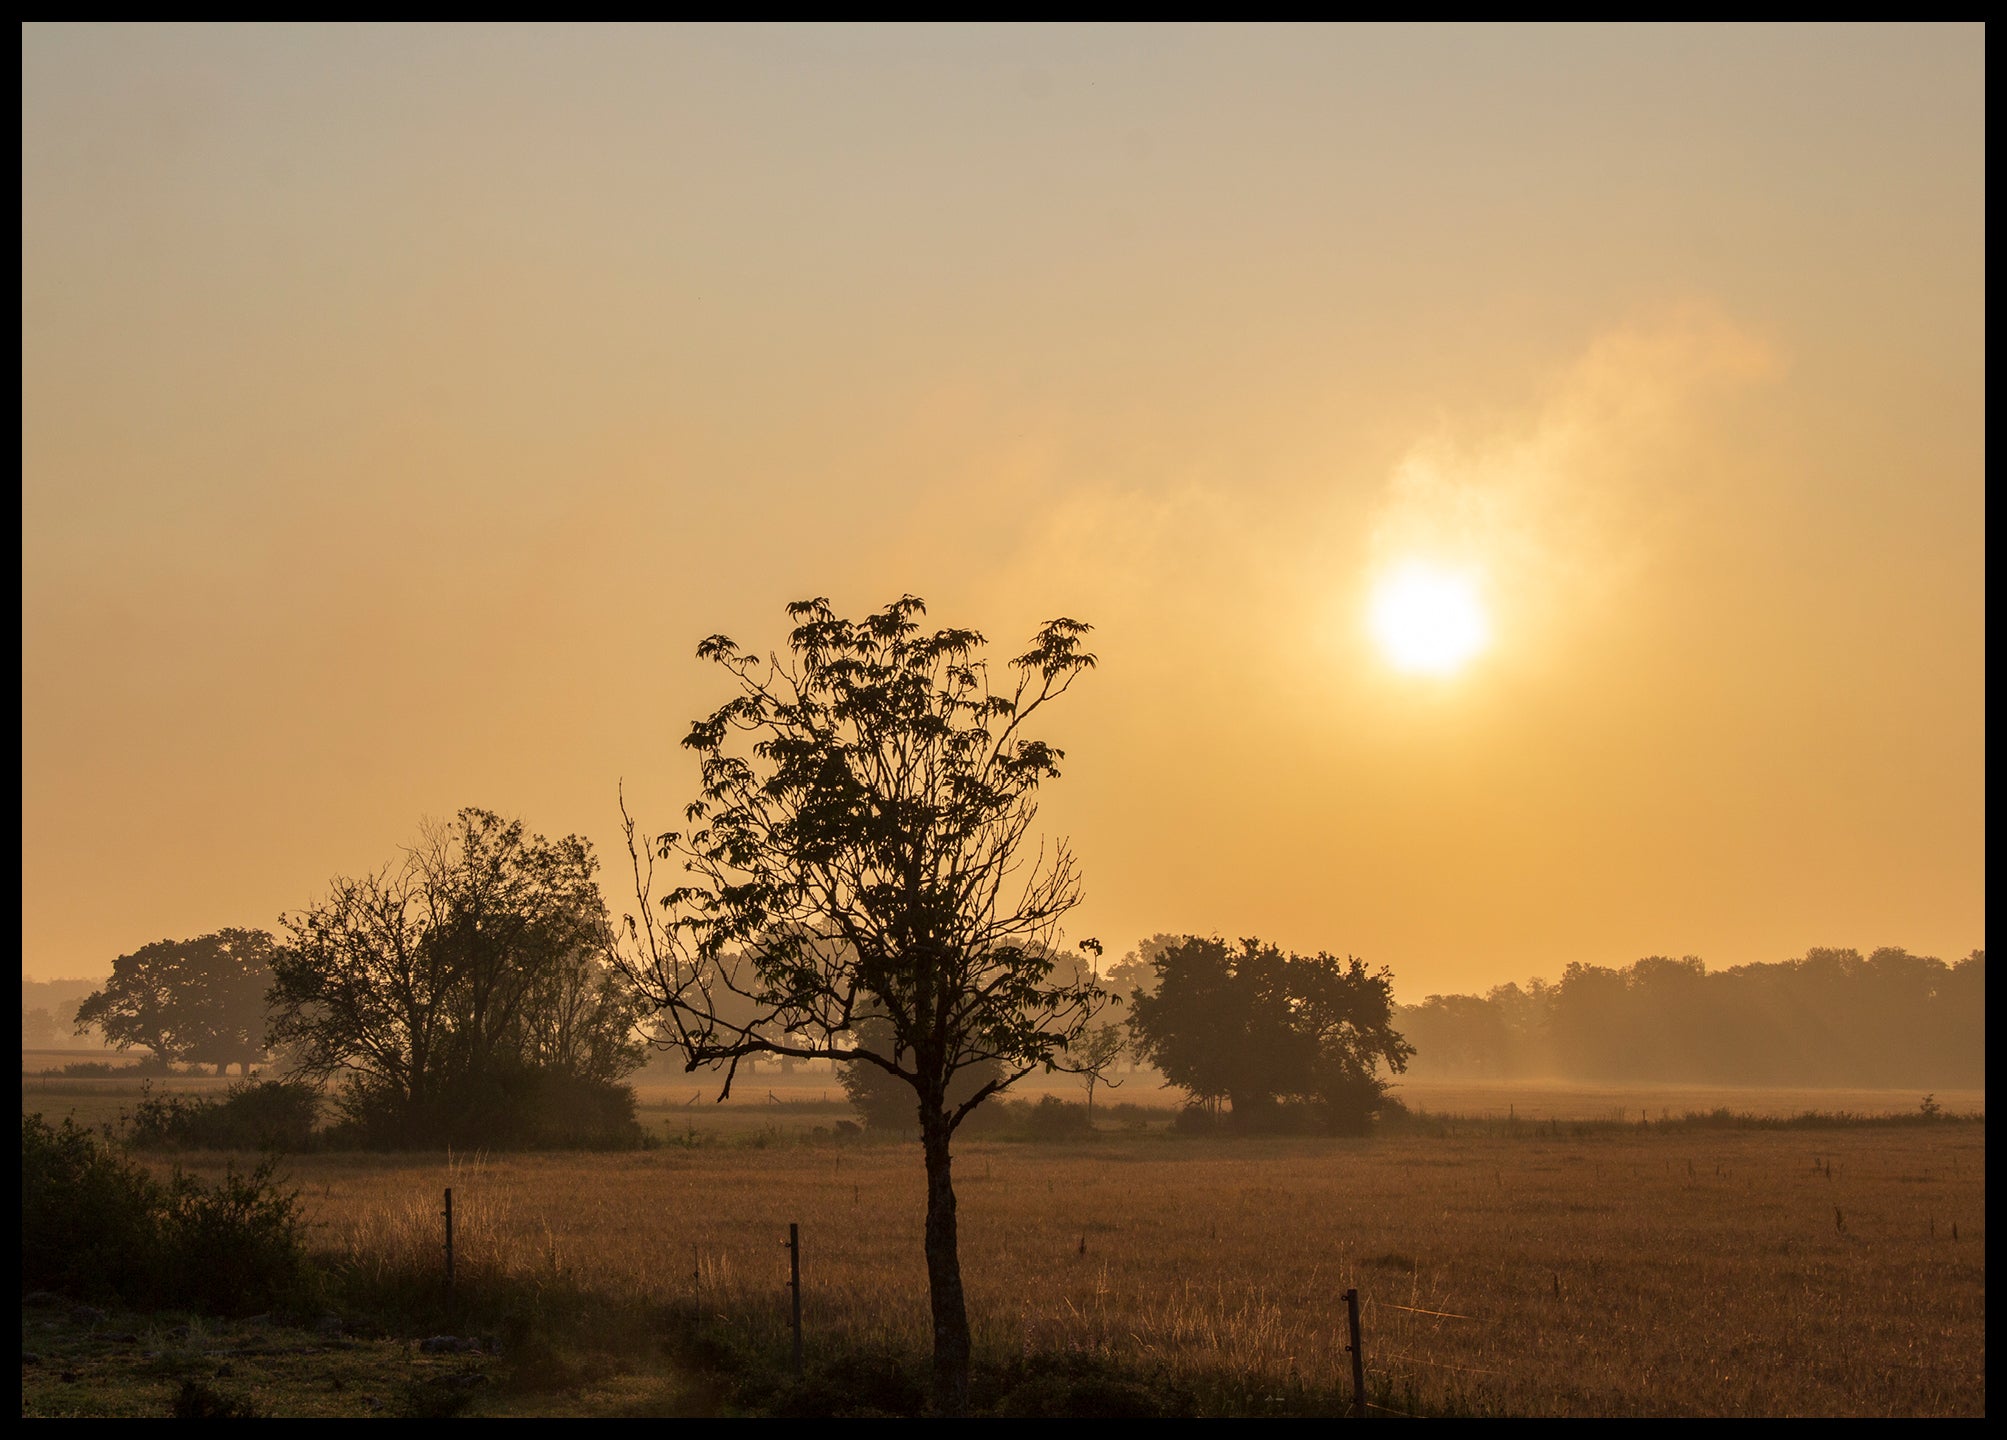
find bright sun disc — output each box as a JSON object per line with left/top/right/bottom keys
{"left": 1369, "top": 563, "right": 1489, "bottom": 675}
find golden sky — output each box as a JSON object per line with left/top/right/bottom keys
{"left": 22, "top": 24, "right": 1985, "bottom": 997}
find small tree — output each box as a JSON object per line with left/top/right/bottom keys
{"left": 74, "top": 930, "right": 277, "bottom": 1075}
{"left": 268, "top": 808, "right": 644, "bottom": 1147}
{"left": 1127, "top": 935, "right": 1414, "bottom": 1133}
{"left": 1070, "top": 1021, "right": 1127, "bottom": 1126}
{"left": 613, "top": 594, "right": 1105, "bottom": 1413}
{"left": 1065, "top": 938, "right": 1125, "bottom": 1125}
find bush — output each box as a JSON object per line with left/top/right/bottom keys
{"left": 21, "top": 1113, "right": 312, "bottom": 1315}
{"left": 158, "top": 1157, "right": 313, "bottom": 1313}
{"left": 323, "top": 1066, "right": 645, "bottom": 1151}
{"left": 22, "top": 1113, "right": 164, "bottom": 1298}
{"left": 50, "top": 1060, "right": 123, "bottom": 1078}
{"left": 1017, "top": 1095, "right": 1092, "bottom": 1141}
{"left": 130, "top": 1079, "right": 321, "bottom": 1152}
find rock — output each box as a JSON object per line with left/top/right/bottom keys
{"left": 419, "top": 1335, "right": 482, "bottom": 1354}
{"left": 69, "top": 1306, "right": 108, "bottom": 1325}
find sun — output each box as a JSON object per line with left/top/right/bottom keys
{"left": 1368, "top": 561, "right": 1489, "bottom": 675}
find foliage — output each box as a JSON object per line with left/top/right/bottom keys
{"left": 1127, "top": 935, "right": 1414, "bottom": 1134}
{"left": 322, "top": 1065, "right": 644, "bottom": 1151}
{"left": 267, "top": 808, "right": 646, "bottom": 1148}
{"left": 73, "top": 929, "right": 277, "bottom": 1074}
{"left": 1068, "top": 1019, "right": 1128, "bottom": 1122}
{"left": 838, "top": 1015, "right": 1004, "bottom": 1131}
{"left": 614, "top": 594, "right": 1106, "bottom": 1413}
{"left": 22, "top": 1113, "right": 163, "bottom": 1298}
{"left": 1009, "top": 1093, "right": 1094, "bottom": 1141}
{"left": 23, "top": 1004, "right": 59, "bottom": 1047}
{"left": 21, "top": 1112, "right": 312, "bottom": 1315}
{"left": 1398, "top": 946, "right": 1986, "bottom": 1087}
{"left": 130, "top": 1078, "right": 322, "bottom": 1152}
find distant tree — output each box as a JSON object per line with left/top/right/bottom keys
{"left": 838, "top": 1014, "right": 1004, "bottom": 1131}
{"left": 1127, "top": 935, "right": 1413, "bottom": 1133}
{"left": 1069, "top": 1020, "right": 1127, "bottom": 1125}
{"left": 267, "top": 808, "right": 644, "bottom": 1147}
{"left": 1396, "top": 992, "right": 1510, "bottom": 1078}
{"left": 22, "top": 1006, "right": 59, "bottom": 1049}
{"left": 612, "top": 594, "right": 1107, "bottom": 1414}
{"left": 1064, "top": 937, "right": 1126, "bottom": 1124}
{"left": 74, "top": 930, "right": 276, "bottom": 1075}
{"left": 1106, "top": 933, "right": 1180, "bottom": 1005}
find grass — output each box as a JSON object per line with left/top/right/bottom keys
{"left": 21, "top": 1069, "right": 1986, "bottom": 1416}
{"left": 21, "top": 1117, "right": 1973, "bottom": 1416}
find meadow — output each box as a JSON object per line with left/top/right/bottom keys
{"left": 22, "top": 1068, "right": 1985, "bottom": 1417}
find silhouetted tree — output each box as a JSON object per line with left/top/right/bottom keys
{"left": 22, "top": 1006, "right": 59, "bottom": 1049}
{"left": 1127, "top": 935, "right": 1413, "bottom": 1132}
{"left": 75, "top": 930, "right": 276, "bottom": 1074}
{"left": 268, "top": 808, "right": 644, "bottom": 1147}
{"left": 1395, "top": 992, "right": 1511, "bottom": 1078}
{"left": 612, "top": 594, "right": 1106, "bottom": 1414}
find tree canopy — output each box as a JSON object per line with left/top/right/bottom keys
{"left": 1399, "top": 947, "right": 1985, "bottom": 1086}
{"left": 267, "top": 808, "right": 644, "bottom": 1148}
{"left": 1126, "top": 935, "right": 1413, "bottom": 1133}
{"left": 613, "top": 594, "right": 1104, "bottom": 1413}
{"left": 74, "top": 929, "right": 277, "bottom": 1074}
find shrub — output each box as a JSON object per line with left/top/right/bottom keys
{"left": 158, "top": 1156, "right": 312, "bottom": 1313}
{"left": 130, "top": 1079, "right": 321, "bottom": 1152}
{"left": 322, "top": 1066, "right": 644, "bottom": 1151}
{"left": 1017, "top": 1095, "right": 1092, "bottom": 1141}
{"left": 20, "top": 1113, "right": 313, "bottom": 1315}
{"left": 51, "top": 1060, "right": 122, "bottom": 1077}
{"left": 22, "top": 1113, "right": 164, "bottom": 1298}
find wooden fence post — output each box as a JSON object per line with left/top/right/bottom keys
{"left": 1345, "top": 1287, "right": 1365, "bottom": 1417}
{"left": 788, "top": 1223, "right": 804, "bottom": 1377}
{"left": 443, "top": 1188, "right": 455, "bottom": 1306}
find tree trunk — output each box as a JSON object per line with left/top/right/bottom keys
{"left": 921, "top": 1117, "right": 971, "bottom": 1415}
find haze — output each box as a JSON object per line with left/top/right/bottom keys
{"left": 21, "top": 23, "right": 1984, "bottom": 995}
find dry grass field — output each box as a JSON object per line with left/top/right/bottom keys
{"left": 76, "top": 1108, "right": 1981, "bottom": 1417}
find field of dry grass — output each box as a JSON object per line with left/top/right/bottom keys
{"left": 106, "top": 1112, "right": 1983, "bottom": 1417}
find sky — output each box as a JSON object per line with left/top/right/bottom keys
{"left": 22, "top": 23, "right": 1985, "bottom": 999}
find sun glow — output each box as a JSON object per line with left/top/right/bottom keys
{"left": 1369, "top": 561, "right": 1490, "bottom": 675}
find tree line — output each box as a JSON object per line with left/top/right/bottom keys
{"left": 1396, "top": 947, "right": 1985, "bottom": 1088}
